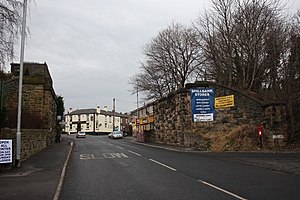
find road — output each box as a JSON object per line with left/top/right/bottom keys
{"left": 60, "top": 135, "right": 300, "bottom": 200}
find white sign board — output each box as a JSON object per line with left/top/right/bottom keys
{"left": 0, "top": 140, "right": 13, "bottom": 163}
{"left": 272, "top": 135, "right": 284, "bottom": 139}
{"left": 193, "top": 113, "right": 214, "bottom": 122}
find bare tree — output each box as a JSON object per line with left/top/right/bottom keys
{"left": 130, "top": 22, "right": 203, "bottom": 100}
{"left": 278, "top": 10, "right": 300, "bottom": 142}
{"left": 129, "top": 61, "right": 168, "bottom": 100}
{"left": 194, "top": 0, "right": 285, "bottom": 92}
{"left": 0, "top": 0, "right": 24, "bottom": 70}
{"left": 194, "top": 0, "right": 300, "bottom": 142}
{"left": 194, "top": 0, "right": 236, "bottom": 86}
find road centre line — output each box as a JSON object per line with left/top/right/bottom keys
{"left": 198, "top": 180, "right": 247, "bottom": 200}
{"left": 149, "top": 159, "right": 177, "bottom": 171}
{"left": 115, "top": 146, "right": 124, "bottom": 150}
{"left": 127, "top": 150, "right": 142, "bottom": 157}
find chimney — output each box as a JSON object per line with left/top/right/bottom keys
{"left": 96, "top": 106, "right": 100, "bottom": 113}
{"left": 103, "top": 105, "right": 108, "bottom": 112}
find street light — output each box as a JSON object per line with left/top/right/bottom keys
{"left": 16, "top": 0, "right": 28, "bottom": 167}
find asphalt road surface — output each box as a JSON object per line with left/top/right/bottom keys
{"left": 60, "top": 135, "right": 300, "bottom": 200}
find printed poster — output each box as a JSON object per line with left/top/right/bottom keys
{"left": 190, "top": 88, "right": 215, "bottom": 122}
{"left": 0, "top": 140, "right": 12, "bottom": 164}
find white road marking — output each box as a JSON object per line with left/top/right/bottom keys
{"left": 53, "top": 142, "right": 73, "bottom": 200}
{"left": 149, "top": 159, "right": 177, "bottom": 171}
{"left": 80, "top": 154, "right": 92, "bottom": 160}
{"left": 115, "top": 146, "right": 124, "bottom": 150}
{"left": 128, "top": 150, "right": 142, "bottom": 157}
{"left": 80, "top": 153, "right": 128, "bottom": 159}
{"left": 112, "top": 153, "right": 128, "bottom": 158}
{"left": 198, "top": 180, "right": 248, "bottom": 200}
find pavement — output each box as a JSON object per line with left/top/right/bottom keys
{"left": 0, "top": 134, "right": 299, "bottom": 200}
{"left": 0, "top": 135, "right": 74, "bottom": 200}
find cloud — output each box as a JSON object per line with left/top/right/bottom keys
{"left": 14, "top": 0, "right": 298, "bottom": 113}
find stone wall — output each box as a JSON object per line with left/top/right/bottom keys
{"left": 0, "top": 62, "right": 57, "bottom": 168}
{"left": 0, "top": 128, "right": 49, "bottom": 170}
{"left": 151, "top": 81, "right": 287, "bottom": 151}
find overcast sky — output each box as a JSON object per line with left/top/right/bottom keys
{"left": 14, "top": 0, "right": 299, "bottom": 113}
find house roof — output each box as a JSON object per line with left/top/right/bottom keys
{"left": 68, "top": 109, "right": 96, "bottom": 115}
{"left": 66, "top": 108, "right": 130, "bottom": 118}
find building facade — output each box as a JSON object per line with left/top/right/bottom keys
{"left": 64, "top": 106, "right": 130, "bottom": 134}
{"left": 131, "top": 103, "right": 155, "bottom": 138}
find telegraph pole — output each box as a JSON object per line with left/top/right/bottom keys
{"left": 112, "top": 98, "right": 115, "bottom": 131}
{"left": 16, "top": 0, "right": 28, "bottom": 167}
{"left": 136, "top": 84, "right": 139, "bottom": 133}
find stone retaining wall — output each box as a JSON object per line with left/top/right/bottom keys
{"left": 151, "top": 81, "right": 287, "bottom": 151}
{"left": 0, "top": 128, "right": 50, "bottom": 171}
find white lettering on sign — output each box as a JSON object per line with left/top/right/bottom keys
{"left": 272, "top": 135, "right": 284, "bottom": 139}
{"left": 80, "top": 153, "right": 128, "bottom": 160}
{"left": 0, "top": 140, "right": 12, "bottom": 164}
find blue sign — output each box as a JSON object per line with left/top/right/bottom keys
{"left": 190, "top": 88, "right": 215, "bottom": 122}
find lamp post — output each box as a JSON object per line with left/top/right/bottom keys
{"left": 137, "top": 86, "right": 139, "bottom": 133}
{"left": 112, "top": 98, "right": 115, "bottom": 131}
{"left": 16, "top": 0, "right": 28, "bottom": 167}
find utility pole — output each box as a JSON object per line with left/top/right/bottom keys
{"left": 136, "top": 84, "right": 139, "bottom": 133}
{"left": 112, "top": 98, "right": 115, "bottom": 131}
{"left": 16, "top": 0, "right": 28, "bottom": 167}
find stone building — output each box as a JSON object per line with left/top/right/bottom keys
{"left": 1, "top": 62, "right": 57, "bottom": 163}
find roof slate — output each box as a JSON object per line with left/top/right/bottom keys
{"left": 66, "top": 108, "right": 130, "bottom": 118}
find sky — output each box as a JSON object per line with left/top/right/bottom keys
{"left": 12, "top": 0, "right": 300, "bottom": 113}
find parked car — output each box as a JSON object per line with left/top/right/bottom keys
{"left": 108, "top": 132, "right": 113, "bottom": 138}
{"left": 111, "top": 131, "right": 123, "bottom": 139}
{"left": 76, "top": 131, "right": 86, "bottom": 138}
